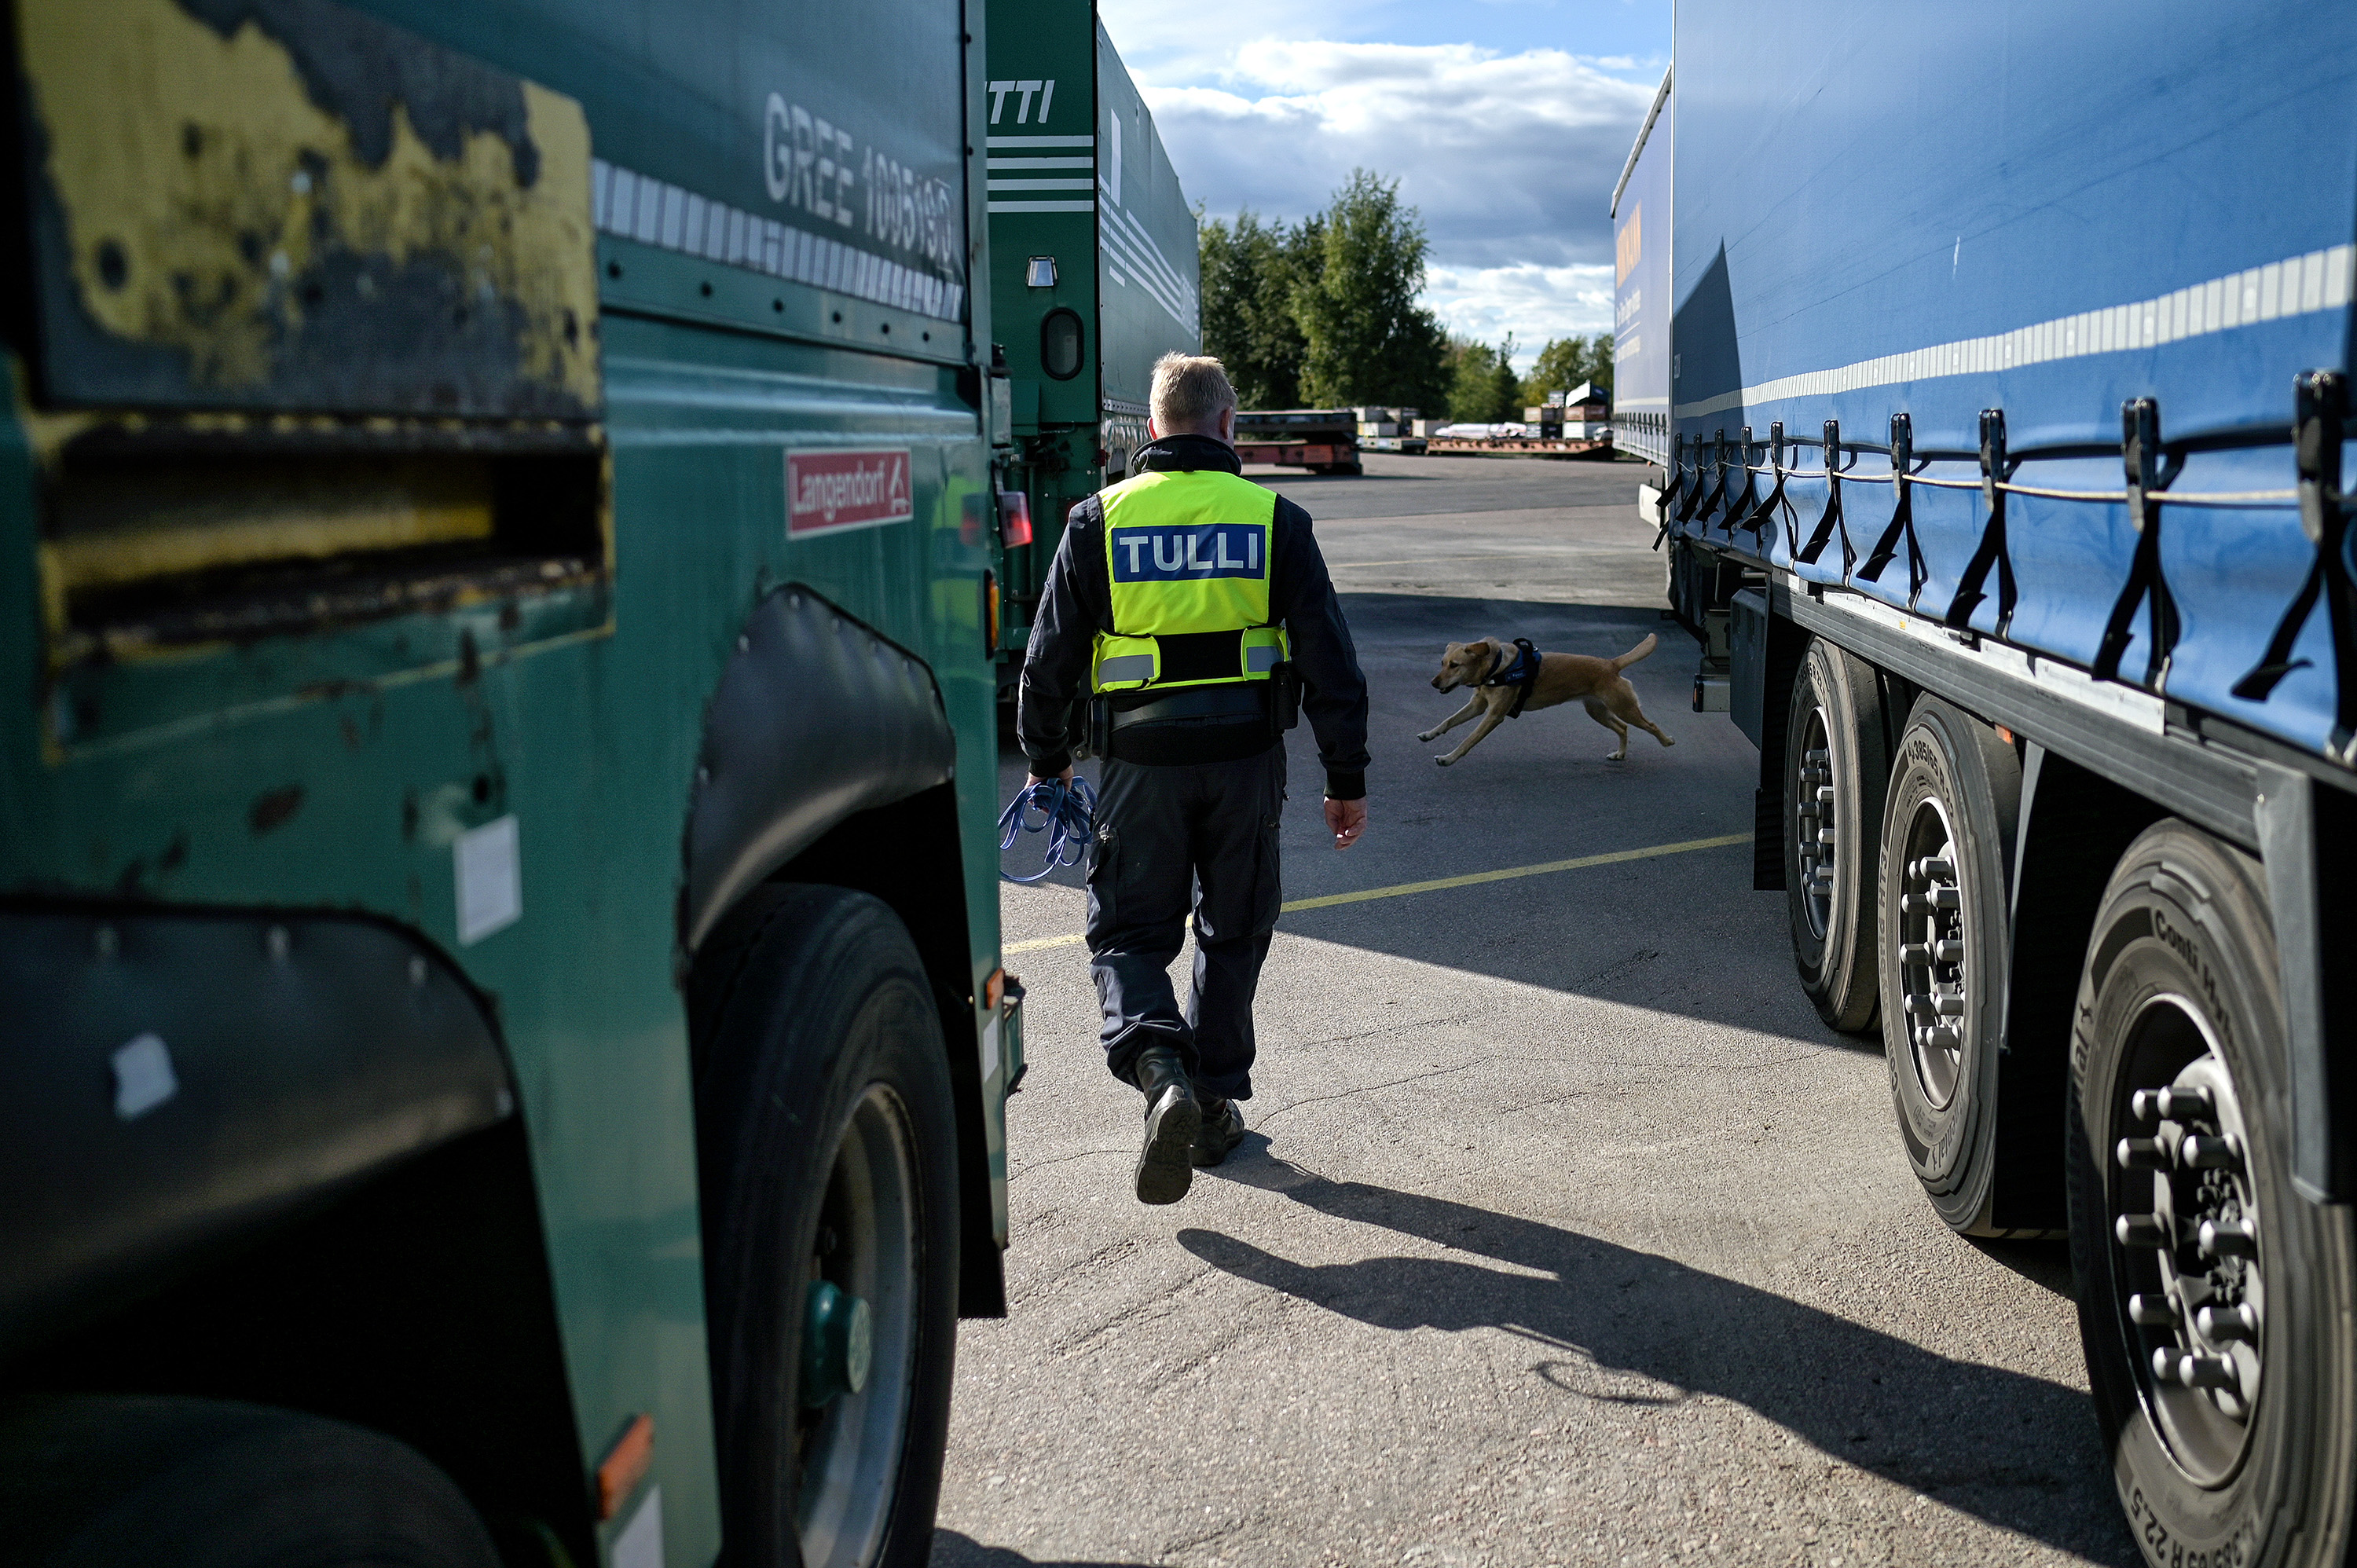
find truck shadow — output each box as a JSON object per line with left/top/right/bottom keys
{"left": 930, "top": 1529, "right": 1152, "bottom": 1566}
{"left": 1276, "top": 588, "right": 1883, "bottom": 1053}
{"left": 1178, "top": 1167, "right": 2135, "bottom": 1565}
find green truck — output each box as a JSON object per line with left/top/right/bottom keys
{"left": 983, "top": 0, "right": 1201, "bottom": 683}
{"left": 2, "top": 2, "right": 1021, "bottom": 1566}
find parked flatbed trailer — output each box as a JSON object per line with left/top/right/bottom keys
{"left": 1627, "top": 9, "right": 2357, "bottom": 1566}
{"left": 1234, "top": 409, "right": 1362, "bottom": 474}
{"left": 1422, "top": 435, "right": 1615, "bottom": 459}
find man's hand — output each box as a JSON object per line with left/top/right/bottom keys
{"left": 1323, "top": 797, "right": 1367, "bottom": 850}
{"left": 1028, "top": 764, "right": 1076, "bottom": 790}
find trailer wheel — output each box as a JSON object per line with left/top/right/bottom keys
{"left": 1783, "top": 638, "right": 1887, "bottom": 1031}
{"left": 694, "top": 885, "right": 960, "bottom": 1568}
{"left": 2069, "top": 822, "right": 2357, "bottom": 1568}
{"left": 0, "top": 1395, "right": 500, "bottom": 1566}
{"left": 1877, "top": 697, "right": 2021, "bottom": 1234}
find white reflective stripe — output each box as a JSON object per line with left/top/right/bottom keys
{"left": 1673, "top": 241, "right": 2357, "bottom": 420}
{"left": 587, "top": 156, "right": 963, "bottom": 324}
{"left": 987, "top": 134, "right": 1095, "bottom": 148}
{"left": 1096, "top": 654, "right": 1156, "bottom": 685}
{"left": 989, "top": 200, "right": 1095, "bottom": 214}
{"left": 1244, "top": 643, "right": 1282, "bottom": 673}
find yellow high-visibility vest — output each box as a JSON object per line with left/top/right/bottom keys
{"left": 1091, "top": 468, "right": 1288, "bottom": 692}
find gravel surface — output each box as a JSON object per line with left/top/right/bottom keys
{"left": 940, "top": 453, "right": 2137, "bottom": 1568}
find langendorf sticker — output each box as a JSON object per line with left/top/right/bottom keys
{"left": 787, "top": 449, "right": 915, "bottom": 538}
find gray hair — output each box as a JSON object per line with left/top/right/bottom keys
{"left": 1149, "top": 353, "right": 1238, "bottom": 433}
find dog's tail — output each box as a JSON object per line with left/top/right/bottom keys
{"left": 1611, "top": 632, "right": 1659, "bottom": 672}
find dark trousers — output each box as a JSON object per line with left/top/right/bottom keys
{"left": 1086, "top": 744, "right": 1285, "bottom": 1101}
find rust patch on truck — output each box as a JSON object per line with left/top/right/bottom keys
{"left": 14, "top": 0, "right": 599, "bottom": 418}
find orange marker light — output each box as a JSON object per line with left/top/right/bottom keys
{"left": 985, "top": 967, "right": 1005, "bottom": 1010}
{"left": 596, "top": 1413, "right": 654, "bottom": 1520}
{"left": 1995, "top": 725, "right": 2015, "bottom": 745}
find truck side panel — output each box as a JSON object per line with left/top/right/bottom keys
{"left": 1671, "top": 0, "right": 2357, "bottom": 760}
{"left": 0, "top": 1, "right": 1003, "bottom": 1559}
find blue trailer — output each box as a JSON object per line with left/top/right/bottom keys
{"left": 1631, "top": 7, "right": 2357, "bottom": 1563}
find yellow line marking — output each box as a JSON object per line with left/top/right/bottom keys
{"left": 1000, "top": 832, "right": 1748, "bottom": 954}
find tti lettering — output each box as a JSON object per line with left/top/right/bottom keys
{"left": 1110, "top": 524, "right": 1264, "bottom": 582}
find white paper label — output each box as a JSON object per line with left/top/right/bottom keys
{"left": 613, "top": 1485, "right": 664, "bottom": 1568}
{"left": 112, "top": 1032, "right": 178, "bottom": 1119}
{"left": 455, "top": 815, "right": 522, "bottom": 946}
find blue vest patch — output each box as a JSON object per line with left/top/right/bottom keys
{"left": 1108, "top": 524, "right": 1266, "bottom": 583}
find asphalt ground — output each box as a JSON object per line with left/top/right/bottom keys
{"left": 938, "top": 452, "right": 2137, "bottom": 1568}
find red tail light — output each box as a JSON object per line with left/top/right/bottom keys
{"left": 998, "top": 489, "right": 1033, "bottom": 547}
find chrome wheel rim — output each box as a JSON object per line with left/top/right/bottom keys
{"left": 2112, "top": 997, "right": 2263, "bottom": 1486}
{"left": 1794, "top": 709, "right": 1836, "bottom": 941}
{"left": 797, "top": 1083, "right": 921, "bottom": 1566}
{"left": 1897, "top": 798, "right": 1967, "bottom": 1108}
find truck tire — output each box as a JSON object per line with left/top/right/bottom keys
{"left": 693, "top": 885, "right": 960, "bottom": 1568}
{"left": 0, "top": 1395, "right": 500, "bottom": 1567}
{"left": 1876, "top": 697, "right": 2022, "bottom": 1234}
{"left": 2068, "top": 822, "right": 2357, "bottom": 1568}
{"left": 1783, "top": 637, "right": 1888, "bottom": 1031}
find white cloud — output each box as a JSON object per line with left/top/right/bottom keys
{"left": 1141, "top": 38, "right": 1648, "bottom": 273}
{"left": 1425, "top": 262, "right": 1617, "bottom": 366}
{"left": 1093, "top": 8, "right": 1657, "bottom": 359}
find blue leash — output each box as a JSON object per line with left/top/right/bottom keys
{"left": 997, "top": 775, "right": 1098, "bottom": 885}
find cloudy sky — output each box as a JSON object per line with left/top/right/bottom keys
{"left": 1098, "top": 0, "right": 1670, "bottom": 372}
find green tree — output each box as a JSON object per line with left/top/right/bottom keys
{"left": 1198, "top": 208, "right": 1319, "bottom": 408}
{"left": 1520, "top": 334, "right": 1614, "bottom": 406}
{"left": 1445, "top": 335, "right": 1522, "bottom": 423}
{"left": 1292, "top": 170, "right": 1450, "bottom": 412}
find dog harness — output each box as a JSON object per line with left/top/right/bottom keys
{"left": 1092, "top": 467, "right": 1289, "bottom": 693}
{"left": 1481, "top": 638, "right": 1543, "bottom": 718}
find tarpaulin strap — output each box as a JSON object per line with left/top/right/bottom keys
{"left": 1945, "top": 409, "right": 2022, "bottom": 637}
{"left": 1653, "top": 434, "right": 1685, "bottom": 550}
{"left": 1680, "top": 431, "right": 1728, "bottom": 526}
{"left": 1794, "top": 418, "right": 1855, "bottom": 577}
{"left": 1758, "top": 422, "right": 1795, "bottom": 553}
{"left": 1721, "top": 427, "right": 1762, "bottom": 537}
{"left": 1857, "top": 413, "right": 1926, "bottom": 606}
{"left": 2234, "top": 372, "right": 2355, "bottom": 746}
{"left": 2093, "top": 399, "right": 2185, "bottom": 687}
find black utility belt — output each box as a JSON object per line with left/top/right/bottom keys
{"left": 1087, "top": 669, "right": 1301, "bottom": 762}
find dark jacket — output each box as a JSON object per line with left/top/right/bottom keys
{"left": 1017, "top": 434, "right": 1371, "bottom": 799}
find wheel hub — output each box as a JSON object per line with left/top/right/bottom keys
{"left": 1794, "top": 716, "right": 1836, "bottom": 940}
{"left": 796, "top": 1083, "right": 921, "bottom": 1566}
{"left": 1896, "top": 799, "right": 1966, "bottom": 1108}
{"left": 801, "top": 1280, "right": 874, "bottom": 1407}
{"left": 2110, "top": 1010, "right": 2264, "bottom": 1485}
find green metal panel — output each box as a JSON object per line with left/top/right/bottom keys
{"left": 0, "top": 2, "right": 1007, "bottom": 1564}
{"left": 1092, "top": 19, "right": 1200, "bottom": 423}
{"left": 982, "top": 1, "right": 1197, "bottom": 668}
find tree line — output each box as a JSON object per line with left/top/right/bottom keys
{"left": 1199, "top": 170, "right": 1615, "bottom": 422}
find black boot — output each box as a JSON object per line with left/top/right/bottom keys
{"left": 1130, "top": 1045, "right": 1201, "bottom": 1204}
{"left": 1192, "top": 1097, "right": 1246, "bottom": 1167}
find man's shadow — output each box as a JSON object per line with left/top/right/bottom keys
{"left": 1181, "top": 1154, "right": 2135, "bottom": 1563}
